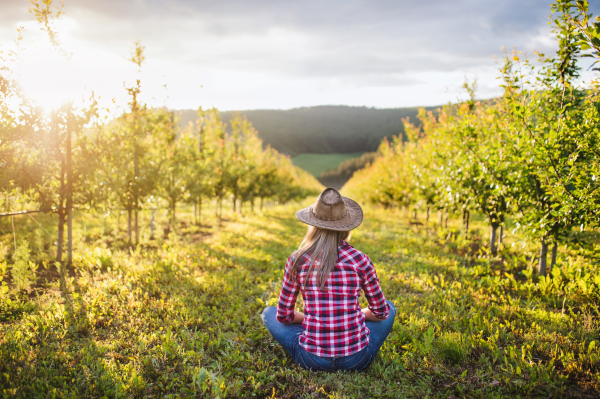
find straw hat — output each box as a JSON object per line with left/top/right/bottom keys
{"left": 295, "top": 188, "right": 363, "bottom": 231}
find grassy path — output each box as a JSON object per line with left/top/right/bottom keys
{"left": 1, "top": 205, "right": 599, "bottom": 398}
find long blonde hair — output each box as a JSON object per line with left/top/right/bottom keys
{"left": 290, "top": 226, "right": 351, "bottom": 290}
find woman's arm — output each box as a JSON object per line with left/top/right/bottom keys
{"left": 291, "top": 310, "right": 305, "bottom": 324}
{"left": 362, "top": 308, "right": 383, "bottom": 322}
{"left": 276, "top": 256, "right": 301, "bottom": 324}
{"left": 360, "top": 255, "right": 391, "bottom": 321}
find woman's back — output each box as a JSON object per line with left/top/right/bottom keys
{"left": 276, "top": 240, "right": 389, "bottom": 357}
{"left": 262, "top": 187, "right": 395, "bottom": 371}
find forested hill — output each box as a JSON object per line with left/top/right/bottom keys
{"left": 177, "top": 105, "right": 437, "bottom": 157}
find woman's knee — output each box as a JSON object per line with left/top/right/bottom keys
{"left": 261, "top": 306, "right": 277, "bottom": 325}
{"left": 386, "top": 300, "right": 396, "bottom": 316}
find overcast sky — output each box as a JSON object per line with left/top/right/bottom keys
{"left": 1, "top": 0, "right": 597, "bottom": 112}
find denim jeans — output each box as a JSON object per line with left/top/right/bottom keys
{"left": 261, "top": 300, "right": 396, "bottom": 371}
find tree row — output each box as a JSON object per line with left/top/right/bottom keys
{"left": 344, "top": 0, "right": 600, "bottom": 275}
{"left": 1, "top": 43, "right": 321, "bottom": 264}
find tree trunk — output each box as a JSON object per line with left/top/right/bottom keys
{"left": 413, "top": 209, "right": 417, "bottom": 219}
{"left": 550, "top": 242, "right": 558, "bottom": 269}
{"left": 426, "top": 207, "right": 430, "bottom": 223}
{"left": 170, "top": 174, "right": 175, "bottom": 227}
{"left": 171, "top": 201, "right": 176, "bottom": 227}
{"left": 194, "top": 203, "right": 197, "bottom": 224}
{"left": 439, "top": 209, "right": 443, "bottom": 226}
{"left": 134, "top": 138, "right": 139, "bottom": 245}
{"left": 127, "top": 208, "right": 132, "bottom": 242}
{"left": 463, "top": 210, "right": 470, "bottom": 234}
{"left": 444, "top": 212, "right": 448, "bottom": 228}
{"left": 499, "top": 225, "right": 504, "bottom": 247}
{"left": 198, "top": 195, "right": 202, "bottom": 223}
{"left": 57, "top": 211, "right": 65, "bottom": 263}
{"left": 134, "top": 210, "right": 139, "bottom": 244}
{"left": 57, "top": 204, "right": 68, "bottom": 293}
{"left": 150, "top": 209, "right": 155, "bottom": 239}
{"left": 56, "top": 143, "right": 66, "bottom": 262}
{"left": 539, "top": 238, "right": 548, "bottom": 276}
{"left": 260, "top": 197, "right": 264, "bottom": 211}
{"left": 251, "top": 196, "right": 254, "bottom": 213}
{"left": 489, "top": 224, "right": 498, "bottom": 256}
{"left": 58, "top": 257, "right": 68, "bottom": 294}
{"left": 67, "top": 206, "right": 73, "bottom": 263}
{"left": 66, "top": 115, "right": 73, "bottom": 264}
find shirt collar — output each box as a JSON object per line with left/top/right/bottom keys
{"left": 340, "top": 240, "right": 350, "bottom": 246}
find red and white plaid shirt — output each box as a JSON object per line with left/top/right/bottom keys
{"left": 276, "top": 240, "right": 390, "bottom": 358}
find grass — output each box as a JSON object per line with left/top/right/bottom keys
{"left": 1, "top": 203, "right": 600, "bottom": 398}
{"left": 291, "top": 153, "right": 365, "bottom": 177}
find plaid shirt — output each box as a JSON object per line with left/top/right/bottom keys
{"left": 276, "top": 240, "right": 390, "bottom": 358}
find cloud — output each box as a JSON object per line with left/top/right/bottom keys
{"left": 2, "top": 0, "right": 599, "bottom": 109}
{"left": 59, "top": 0, "right": 561, "bottom": 77}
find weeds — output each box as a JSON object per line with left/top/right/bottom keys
{"left": 10, "top": 241, "right": 37, "bottom": 292}
{"left": 1, "top": 205, "right": 600, "bottom": 397}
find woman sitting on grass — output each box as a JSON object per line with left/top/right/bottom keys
{"left": 262, "top": 188, "right": 395, "bottom": 371}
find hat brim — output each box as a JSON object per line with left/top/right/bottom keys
{"left": 295, "top": 197, "right": 363, "bottom": 231}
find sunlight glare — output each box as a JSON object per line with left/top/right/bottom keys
{"left": 20, "top": 48, "right": 88, "bottom": 110}
{"left": 16, "top": 17, "right": 90, "bottom": 111}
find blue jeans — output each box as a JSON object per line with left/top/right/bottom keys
{"left": 261, "top": 300, "right": 396, "bottom": 371}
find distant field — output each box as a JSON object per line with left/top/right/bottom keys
{"left": 291, "top": 152, "right": 364, "bottom": 177}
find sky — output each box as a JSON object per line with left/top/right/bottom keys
{"left": 1, "top": 0, "right": 598, "bottom": 112}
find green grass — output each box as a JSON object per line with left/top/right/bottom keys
{"left": 291, "top": 153, "right": 364, "bottom": 177}
{"left": 1, "top": 203, "right": 600, "bottom": 397}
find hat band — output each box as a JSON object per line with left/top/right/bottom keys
{"left": 311, "top": 206, "right": 347, "bottom": 221}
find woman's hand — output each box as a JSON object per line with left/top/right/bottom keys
{"left": 362, "top": 308, "right": 384, "bottom": 322}
{"left": 291, "top": 311, "right": 305, "bottom": 324}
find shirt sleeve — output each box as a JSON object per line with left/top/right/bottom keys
{"left": 276, "top": 255, "right": 300, "bottom": 324}
{"left": 360, "top": 254, "right": 390, "bottom": 320}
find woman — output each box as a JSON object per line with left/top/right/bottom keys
{"left": 261, "top": 188, "right": 396, "bottom": 371}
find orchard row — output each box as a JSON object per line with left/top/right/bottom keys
{"left": 345, "top": 1, "right": 600, "bottom": 275}
{"left": 1, "top": 43, "right": 321, "bottom": 264}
